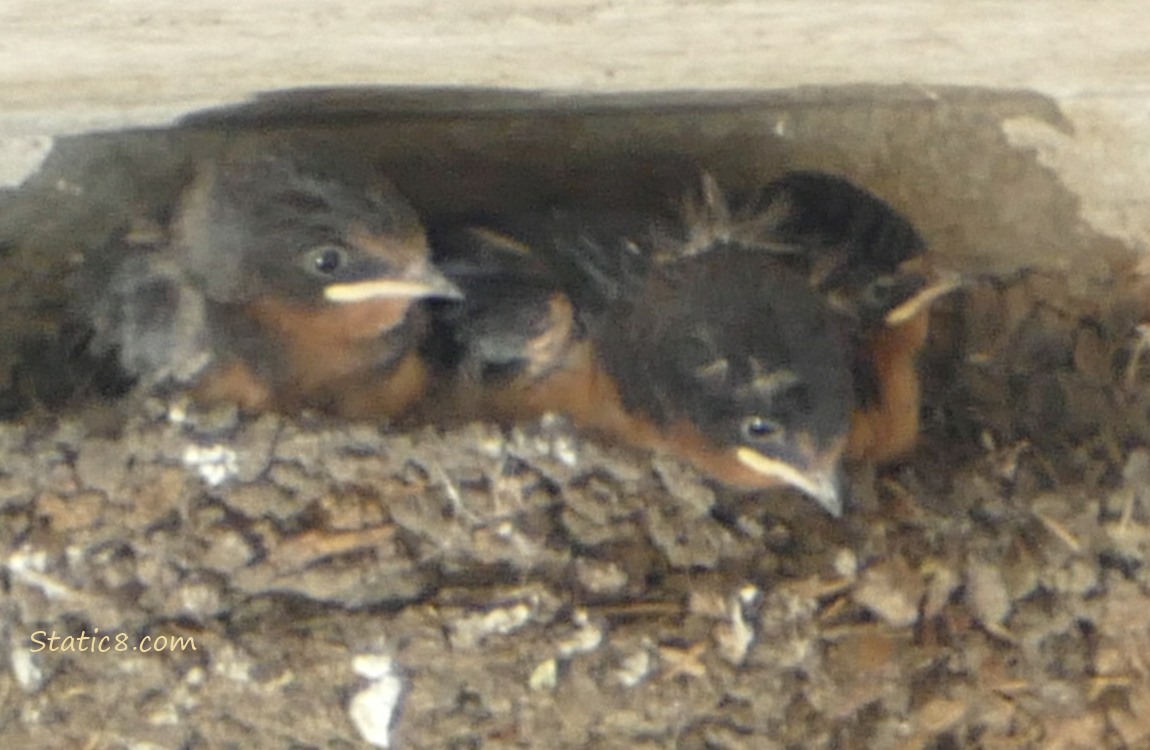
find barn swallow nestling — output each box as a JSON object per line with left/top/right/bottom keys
{"left": 430, "top": 221, "right": 854, "bottom": 514}
{"left": 728, "top": 171, "right": 961, "bottom": 463}
{"left": 423, "top": 209, "right": 656, "bottom": 421}
{"left": 79, "top": 150, "right": 460, "bottom": 418}
{"left": 431, "top": 171, "right": 955, "bottom": 516}
{"left": 426, "top": 225, "right": 581, "bottom": 399}
{"left": 591, "top": 242, "right": 858, "bottom": 513}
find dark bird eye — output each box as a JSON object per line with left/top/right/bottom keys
{"left": 307, "top": 245, "right": 347, "bottom": 276}
{"left": 742, "top": 415, "right": 783, "bottom": 443}
{"left": 863, "top": 277, "right": 897, "bottom": 307}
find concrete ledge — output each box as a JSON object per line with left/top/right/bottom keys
{"left": 5, "top": 1, "right": 1150, "bottom": 137}
{"left": 3, "top": 2, "right": 1149, "bottom": 274}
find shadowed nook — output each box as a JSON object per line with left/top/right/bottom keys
{"left": 2, "top": 85, "right": 1150, "bottom": 749}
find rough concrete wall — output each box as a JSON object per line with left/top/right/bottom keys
{"left": 3, "top": 1, "right": 1150, "bottom": 270}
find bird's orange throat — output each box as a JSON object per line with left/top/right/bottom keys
{"left": 847, "top": 308, "right": 931, "bottom": 463}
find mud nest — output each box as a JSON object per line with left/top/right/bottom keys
{"left": 3, "top": 95, "right": 1150, "bottom": 749}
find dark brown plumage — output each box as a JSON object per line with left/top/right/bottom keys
{"left": 428, "top": 171, "right": 956, "bottom": 515}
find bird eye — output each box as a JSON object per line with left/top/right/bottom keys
{"left": 742, "top": 415, "right": 783, "bottom": 442}
{"left": 306, "top": 245, "right": 347, "bottom": 276}
{"left": 863, "top": 277, "right": 897, "bottom": 308}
